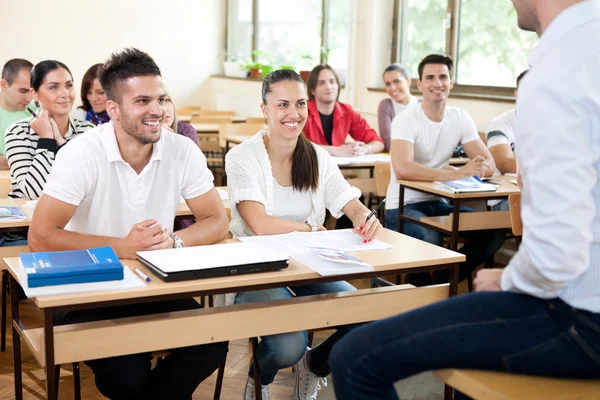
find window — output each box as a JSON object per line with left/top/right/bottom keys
{"left": 226, "top": 0, "right": 350, "bottom": 73}
{"left": 394, "top": 0, "right": 537, "bottom": 92}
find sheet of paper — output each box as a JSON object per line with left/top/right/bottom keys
{"left": 332, "top": 153, "right": 390, "bottom": 166}
{"left": 18, "top": 264, "right": 146, "bottom": 298}
{"left": 23, "top": 200, "right": 38, "bottom": 209}
{"left": 137, "top": 242, "right": 289, "bottom": 273}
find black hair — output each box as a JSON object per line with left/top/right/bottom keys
{"left": 383, "top": 63, "right": 409, "bottom": 80}
{"left": 99, "top": 48, "right": 161, "bottom": 103}
{"left": 516, "top": 69, "right": 529, "bottom": 87}
{"left": 1, "top": 59, "right": 33, "bottom": 85}
{"left": 417, "top": 54, "right": 453, "bottom": 80}
{"left": 306, "top": 64, "right": 341, "bottom": 101}
{"left": 262, "top": 69, "right": 319, "bottom": 192}
{"left": 30, "top": 60, "right": 72, "bottom": 91}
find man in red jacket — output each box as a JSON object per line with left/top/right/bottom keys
{"left": 304, "top": 65, "right": 384, "bottom": 156}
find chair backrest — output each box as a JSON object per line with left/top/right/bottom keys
{"left": 199, "top": 110, "right": 235, "bottom": 117}
{"left": 176, "top": 106, "right": 201, "bottom": 116}
{"left": 508, "top": 193, "right": 522, "bottom": 236}
{"left": 374, "top": 163, "right": 390, "bottom": 197}
{"left": 190, "top": 116, "right": 234, "bottom": 125}
{"left": 245, "top": 116, "right": 266, "bottom": 124}
{"left": 219, "top": 123, "right": 266, "bottom": 148}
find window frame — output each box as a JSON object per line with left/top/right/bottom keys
{"left": 390, "top": 0, "right": 519, "bottom": 99}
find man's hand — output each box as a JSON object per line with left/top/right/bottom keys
{"left": 455, "top": 156, "right": 490, "bottom": 179}
{"left": 116, "top": 219, "right": 172, "bottom": 259}
{"left": 332, "top": 143, "right": 356, "bottom": 157}
{"left": 474, "top": 268, "right": 504, "bottom": 292}
{"left": 352, "top": 142, "right": 371, "bottom": 156}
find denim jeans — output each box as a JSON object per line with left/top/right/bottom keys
{"left": 235, "top": 281, "right": 357, "bottom": 384}
{"left": 385, "top": 201, "right": 506, "bottom": 283}
{"left": 490, "top": 199, "right": 509, "bottom": 211}
{"left": 330, "top": 292, "right": 600, "bottom": 400}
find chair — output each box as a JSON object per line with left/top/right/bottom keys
{"left": 219, "top": 123, "right": 266, "bottom": 148}
{"left": 190, "top": 116, "right": 234, "bottom": 125}
{"left": 199, "top": 110, "right": 236, "bottom": 117}
{"left": 1, "top": 245, "right": 29, "bottom": 352}
{"left": 373, "top": 162, "right": 390, "bottom": 223}
{"left": 176, "top": 106, "right": 202, "bottom": 116}
{"left": 508, "top": 193, "right": 522, "bottom": 246}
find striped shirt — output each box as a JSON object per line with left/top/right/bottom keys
{"left": 5, "top": 117, "right": 94, "bottom": 199}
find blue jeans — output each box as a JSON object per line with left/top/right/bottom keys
{"left": 330, "top": 292, "right": 600, "bottom": 400}
{"left": 386, "top": 201, "right": 506, "bottom": 283}
{"left": 235, "top": 281, "right": 357, "bottom": 384}
{"left": 491, "top": 199, "right": 509, "bottom": 211}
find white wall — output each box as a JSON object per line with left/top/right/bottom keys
{"left": 0, "top": 0, "right": 225, "bottom": 108}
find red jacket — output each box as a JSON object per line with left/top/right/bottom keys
{"left": 304, "top": 100, "right": 383, "bottom": 146}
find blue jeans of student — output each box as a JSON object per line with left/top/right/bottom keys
{"left": 385, "top": 201, "right": 506, "bottom": 283}
{"left": 235, "top": 281, "right": 357, "bottom": 385}
{"left": 330, "top": 292, "right": 600, "bottom": 400}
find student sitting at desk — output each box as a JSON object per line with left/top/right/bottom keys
{"left": 225, "top": 69, "right": 382, "bottom": 400}
{"left": 5, "top": 60, "right": 94, "bottom": 199}
{"left": 303, "top": 64, "right": 384, "bottom": 157}
{"left": 384, "top": 54, "right": 505, "bottom": 285}
{"left": 28, "top": 48, "right": 229, "bottom": 400}
{"left": 486, "top": 69, "right": 528, "bottom": 211}
{"left": 73, "top": 63, "right": 110, "bottom": 125}
{"left": 377, "top": 63, "right": 419, "bottom": 152}
{"left": 331, "top": 2, "right": 600, "bottom": 398}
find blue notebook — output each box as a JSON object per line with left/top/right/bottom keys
{"left": 20, "top": 246, "right": 124, "bottom": 288}
{"left": 439, "top": 176, "right": 498, "bottom": 193}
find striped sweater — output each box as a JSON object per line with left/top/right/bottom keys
{"left": 5, "top": 117, "right": 94, "bottom": 199}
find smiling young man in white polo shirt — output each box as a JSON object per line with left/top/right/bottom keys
{"left": 28, "top": 48, "right": 230, "bottom": 400}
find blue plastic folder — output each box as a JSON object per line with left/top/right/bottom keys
{"left": 20, "top": 246, "right": 124, "bottom": 288}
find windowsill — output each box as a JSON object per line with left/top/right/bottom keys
{"left": 212, "top": 74, "right": 346, "bottom": 89}
{"left": 366, "top": 86, "right": 516, "bottom": 103}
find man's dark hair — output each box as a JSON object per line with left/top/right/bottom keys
{"left": 99, "top": 48, "right": 161, "bottom": 102}
{"left": 1, "top": 59, "right": 33, "bottom": 85}
{"left": 417, "top": 54, "right": 453, "bottom": 80}
{"left": 516, "top": 69, "right": 529, "bottom": 87}
{"left": 306, "top": 64, "right": 341, "bottom": 101}
{"left": 262, "top": 69, "right": 319, "bottom": 192}
{"left": 383, "top": 63, "right": 409, "bottom": 80}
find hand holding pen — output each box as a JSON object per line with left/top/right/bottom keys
{"left": 354, "top": 198, "right": 385, "bottom": 243}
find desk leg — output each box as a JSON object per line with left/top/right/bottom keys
{"left": 449, "top": 263, "right": 459, "bottom": 297}
{"left": 398, "top": 185, "right": 405, "bottom": 233}
{"left": 222, "top": 141, "right": 230, "bottom": 186}
{"left": 451, "top": 200, "right": 460, "bottom": 250}
{"left": 445, "top": 385, "right": 453, "bottom": 400}
{"left": 1, "top": 270, "right": 7, "bottom": 352}
{"left": 10, "top": 276, "right": 23, "bottom": 400}
{"left": 44, "top": 309, "right": 57, "bottom": 400}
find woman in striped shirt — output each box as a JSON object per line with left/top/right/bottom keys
{"left": 5, "top": 60, "right": 94, "bottom": 199}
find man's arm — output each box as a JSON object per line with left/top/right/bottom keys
{"left": 489, "top": 143, "right": 516, "bottom": 174}
{"left": 28, "top": 195, "right": 169, "bottom": 259}
{"left": 0, "top": 155, "right": 8, "bottom": 170}
{"left": 461, "top": 139, "right": 496, "bottom": 177}
{"left": 177, "top": 187, "right": 230, "bottom": 245}
{"left": 390, "top": 139, "right": 484, "bottom": 181}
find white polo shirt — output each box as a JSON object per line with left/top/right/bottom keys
{"left": 43, "top": 121, "right": 214, "bottom": 238}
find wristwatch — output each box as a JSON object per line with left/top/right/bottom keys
{"left": 170, "top": 233, "right": 185, "bottom": 248}
{"left": 305, "top": 220, "right": 318, "bottom": 232}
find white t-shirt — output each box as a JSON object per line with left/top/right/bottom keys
{"left": 43, "top": 121, "right": 214, "bottom": 237}
{"left": 386, "top": 103, "right": 480, "bottom": 208}
{"left": 272, "top": 178, "right": 312, "bottom": 222}
{"left": 486, "top": 108, "right": 516, "bottom": 151}
{"left": 392, "top": 95, "right": 419, "bottom": 117}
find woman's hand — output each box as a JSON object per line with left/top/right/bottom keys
{"left": 30, "top": 108, "right": 54, "bottom": 139}
{"left": 352, "top": 212, "right": 383, "bottom": 243}
{"left": 51, "top": 118, "right": 66, "bottom": 146}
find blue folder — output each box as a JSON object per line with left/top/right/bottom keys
{"left": 20, "top": 246, "right": 124, "bottom": 288}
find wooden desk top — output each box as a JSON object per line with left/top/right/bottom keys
{"left": 5, "top": 229, "right": 464, "bottom": 308}
{"left": 0, "top": 170, "right": 10, "bottom": 180}
{"left": 191, "top": 123, "right": 220, "bottom": 133}
{"left": 397, "top": 175, "right": 520, "bottom": 199}
{"left": 179, "top": 115, "right": 246, "bottom": 124}
{"left": 449, "top": 157, "right": 469, "bottom": 166}
{"left": 225, "top": 134, "right": 251, "bottom": 145}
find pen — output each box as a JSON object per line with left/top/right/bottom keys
{"left": 26, "top": 106, "right": 36, "bottom": 117}
{"left": 365, "top": 198, "right": 386, "bottom": 223}
{"left": 134, "top": 268, "right": 151, "bottom": 282}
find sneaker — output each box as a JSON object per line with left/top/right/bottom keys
{"left": 293, "top": 348, "right": 327, "bottom": 400}
{"left": 244, "top": 376, "right": 270, "bottom": 400}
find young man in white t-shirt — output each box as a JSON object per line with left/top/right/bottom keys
{"left": 486, "top": 70, "right": 528, "bottom": 210}
{"left": 385, "top": 54, "right": 505, "bottom": 285}
{"left": 28, "top": 48, "right": 230, "bottom": 400}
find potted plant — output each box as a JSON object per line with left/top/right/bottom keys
{"left": 223, "top": 57, "right": 246, "bottom": 78}
{"left": 245, "top": 60, "right": 262, "bottom": 79}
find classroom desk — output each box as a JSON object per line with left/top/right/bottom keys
{"left": 179, "top": 115, "right": 246, "bottom": 124}
{"left": 191, "top": 123, "right": 220, "bottom": 134}
{"left": 7, "top": 229, "right": 464, "bottom": 400}
{"left": 449, "top": 157, "right": 469, "bottom": 166}
{"left": 397, "top": 176, "right": 520, "bottom": 250}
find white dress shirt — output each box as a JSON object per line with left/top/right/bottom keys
{"left": 501, "top": 0, "right": 600, "bottom": 313}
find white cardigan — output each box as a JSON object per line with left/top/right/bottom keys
{"left": 226, "top": 130, "right": 361, "bottom": 238}
{"left": 215, "top": 130, "right": 361, "bottom": 306}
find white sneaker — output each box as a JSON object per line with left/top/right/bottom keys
{"left": 244, "top": 376, "right": 270, "bottom": 400}
{"left": 293, "top": 348, "right": 327, "bottom": 400}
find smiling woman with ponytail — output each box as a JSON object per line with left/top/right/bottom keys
{"left": 223, "top": 69, "right": 383, "bottom": 400}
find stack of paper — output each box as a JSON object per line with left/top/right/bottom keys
{"left": 333, "top": 154, "right": 391, "bottom": 166}
{"left": 437, "top": 177, "right": 498, "bottom": 193}
{"left": 0, "top": 206, "right": 27, "bottom": 221}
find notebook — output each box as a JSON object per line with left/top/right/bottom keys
{"left": 137, "top": 242, "right": 289, "bottom": 282}
{"left": 0, "top": 206, "right": 27, "bottom": 221}
{"left": 20, "top": 246, "right": 123, "bottom": 288}
{"left": 437, "top": 176, "right": 498, "bottom": 193}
